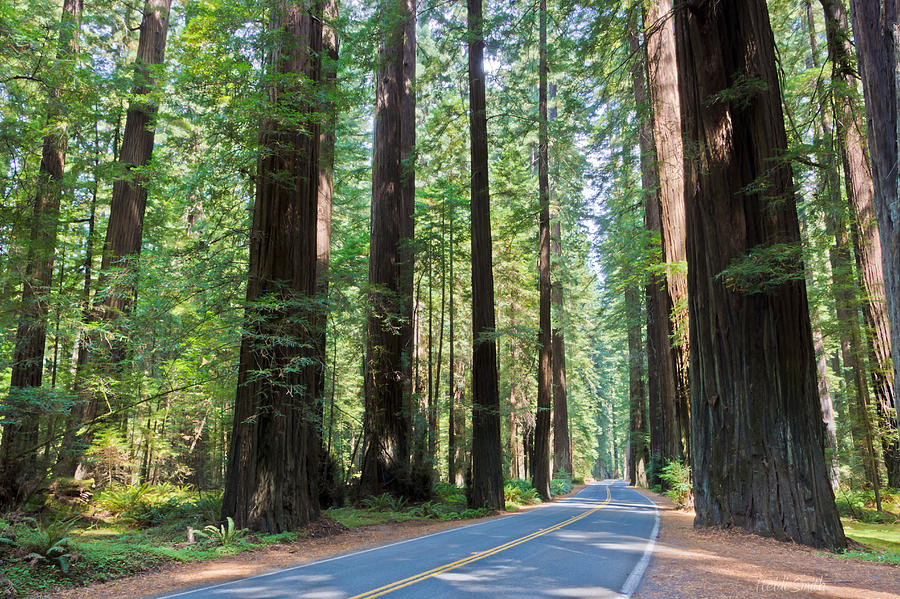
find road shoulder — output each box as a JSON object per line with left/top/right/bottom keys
{"left": 631, "top": 488, "right": 900, "bottom": 599}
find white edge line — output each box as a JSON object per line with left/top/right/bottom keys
{"left": 618, "top": 488, "right": 660, "bottom": 598}
{"left": 157, "top": 482, "right": 609, "bottom": 599}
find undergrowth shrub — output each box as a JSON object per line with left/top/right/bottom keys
{"left": 660, "top": 459, "right": 692, "bottom": 508}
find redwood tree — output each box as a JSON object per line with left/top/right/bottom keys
{"left": 222, "top": 0, "right": 323, "bottom": 532}
{"left": 821, "top": 0, "right": 898, "bottom": 487}
{"left": 360, "top": 0, "right": 422, "bottom": 497}
{"left": 645, "top": 0, "right": 690, "bottom": 469}
{"left": 848, "top": 1, "right": 900, "bottom": 472}
{"left": 675, "top": 0, "right": 845, "bottom": 548}
{"left": 466, "top": 0, "right": 504, "bottom": 510}
{"left": 532, "top": 0, "right": 552, "bottom": 501}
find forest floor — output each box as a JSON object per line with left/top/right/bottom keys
{"left": 633, "top": 489, "right": 900, "bottom": 599}
{"left": 35, "top": 485, "right": 586, "bottom": 599}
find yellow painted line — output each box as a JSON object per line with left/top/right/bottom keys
{"left": 347, "top": 484, "right": 613, "bottom": 599}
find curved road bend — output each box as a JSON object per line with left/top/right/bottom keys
{"left": 160, "top": 481, "right": 659, "bottom": 599}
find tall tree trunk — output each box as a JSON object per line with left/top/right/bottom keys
{"left": 466, "top": 0, "right": 504, "bottom": 510}
{"left": 822, "top": 0, "right": 899, "bottom": 488}
{"left": 57, "top": 0, "right": 173, "bottom": 479}
{"left": 645, "top": 0, "right": 690, "bottom": 468}
{"left": 447, "top": 200, "right": 462, "bottom": 484}
{"left": 532, "top": 0, "right": 552, "bottom": 501}
{"left": 626, "top": 15, "right": 652, "bottom": 488}
{"left": 433, "top": 211, "right": 446, "bottom": 469}
{"left": 625, "top": 283, "right": 649, "bottom": 487}
{"left": 221, "top": 0, "right": 323, "bottom": 533}
{"left": 675, "top": 0, "right": 845, "bottom": 548}
{"left": 361, "top": 0, "right": 423, "bottom": 498}
{"left": 0, "top": 0, "right": 82, "bottom": 508}
{"left": 549, "top": 85, "right": 572, "bottom": 479}
{"left": 315, "top": 0, "right": 340, "bottom": 506}
{"left": 848, "top": 1, "right": 900, "bottom": 472}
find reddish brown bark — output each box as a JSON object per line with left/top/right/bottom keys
{"left": 361, "top": 0, "right": 422, "bottom": 497}
{"left": 848, "top": 0, "right": 900, "bottom": 485}
{"left": 645, "top": 0, "right": 690, "bottom": 467}
{"left": 532, "top": 0, "right": 552, "bottom": 501}
{"left": 467, "top": 0, "right": 504, "bottom": 510}
{"left": 675, "top": 0, "right": 845, "bottom": 548}
{"left": 822, "top": 0, "right": 898, "bottom": 488}
{"left": 222, "top": 0, "right": 323, "bottom": 533}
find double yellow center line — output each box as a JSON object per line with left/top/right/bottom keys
{"left": 347, "top": 484, "right": 613, "bottom": 599}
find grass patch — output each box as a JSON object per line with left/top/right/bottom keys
{"left": 831, "top": 516, "right": 900, "bottom": 566}
{"left": 326, "top": 507, "right": 422, "bottom": 528}
{"left": 843, "top": 519, "right": 900, "bottom": 553}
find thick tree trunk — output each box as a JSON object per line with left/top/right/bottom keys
{"left": 848, "top": 1, "right": 900, "bottom": 481}
{"left": 361, "top": 0, "right": 423, "bottom": 498}
{"left": 0, "top": 0, "right": 82, "bottom": 508}
{"left": 221, "top": 1, "right": 323, "bottom": 533}
{"left": 532, "top": 0, "right": 552, "bottom": 501}
{"left": 822, "top": 0, "right": 899, "bottom": 488}
{"left": 645, "top": 0, "right": 690, "bottom": 467}
{"left": 675, "top": 0, "right": 845, "bottom": 548}
{"left": 57, "top": 0, "right": 172, "bottom": 479}
{"left": 466, "top": 0, "right": 504, "bottom": 510}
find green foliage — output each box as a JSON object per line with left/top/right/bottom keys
{"left": 361, "top": 493, "right": 409, "bottom": 512}
{"left": 660, "top": 459, "right": 692, "bottom": 509}
{"left": 717, "top": 243, "right": 806, "bottom": 294}
{"left": 5, "top": 518, "right": 77, "bottom": 574}
{"left": 197, "top": 517, "right": 247, "bottom": 548}
{"left": 550, "top": 476, "right": 573, "bottom": 497}
{"left": 504, "top": 479, "right": 542, "bottom": 507}
{"left": 835, "top": 488, "right": 900, "bottom": 524}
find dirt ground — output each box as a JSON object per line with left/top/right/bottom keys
{"left": 633, "top": 488, "right": 900, "bottom": 599}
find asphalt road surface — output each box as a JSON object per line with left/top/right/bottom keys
{"left": 160, "top": 481, "right": 659, "bottom": 599}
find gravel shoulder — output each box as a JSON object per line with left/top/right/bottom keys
{"left": 632, "top": 488, "right": 900, "bottom": 599}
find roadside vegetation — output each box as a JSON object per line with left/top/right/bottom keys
{"left": 0, "top": 475, "right": 580, "bottom": 596}
{"left": 833, "top": 488, "right": 900, "bottom": 565}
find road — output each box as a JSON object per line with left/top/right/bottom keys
{"left": 160, "top": 481, "right": 659, "bottom": 599}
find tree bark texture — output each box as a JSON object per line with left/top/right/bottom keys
{"left": 675, "top": 0, "right": 845, "bottom": 548}
{"left": 549, "top": 84, "right": 572, "bottom": 479}
{"left": 532, "top": 0, "right": 552, "bottom": 501}
{"left": 361, "top": 0, "right": 422, "bottom": 498}
{"left": 466, "top": 0, "right": 504, "bottom": 510}
{"left": 645, "top": 0, "right": 690, "bottom": 466}
{"left": 221, "top": 0, "right": 323, "bottom": 533}
{"left": 822, "top": 0, "right": 899, "bottom": 487}
{"left": 0, "top": 0, "right": 82, "bottom": 508}
{"left": 315, "top": 0, "right": 339, "bottom": 505}
{"left": 848, "top": 1, "right": 900, "bottom": 480}
{"left": 626, "top": 283, "right": 649, "bottom": 487}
